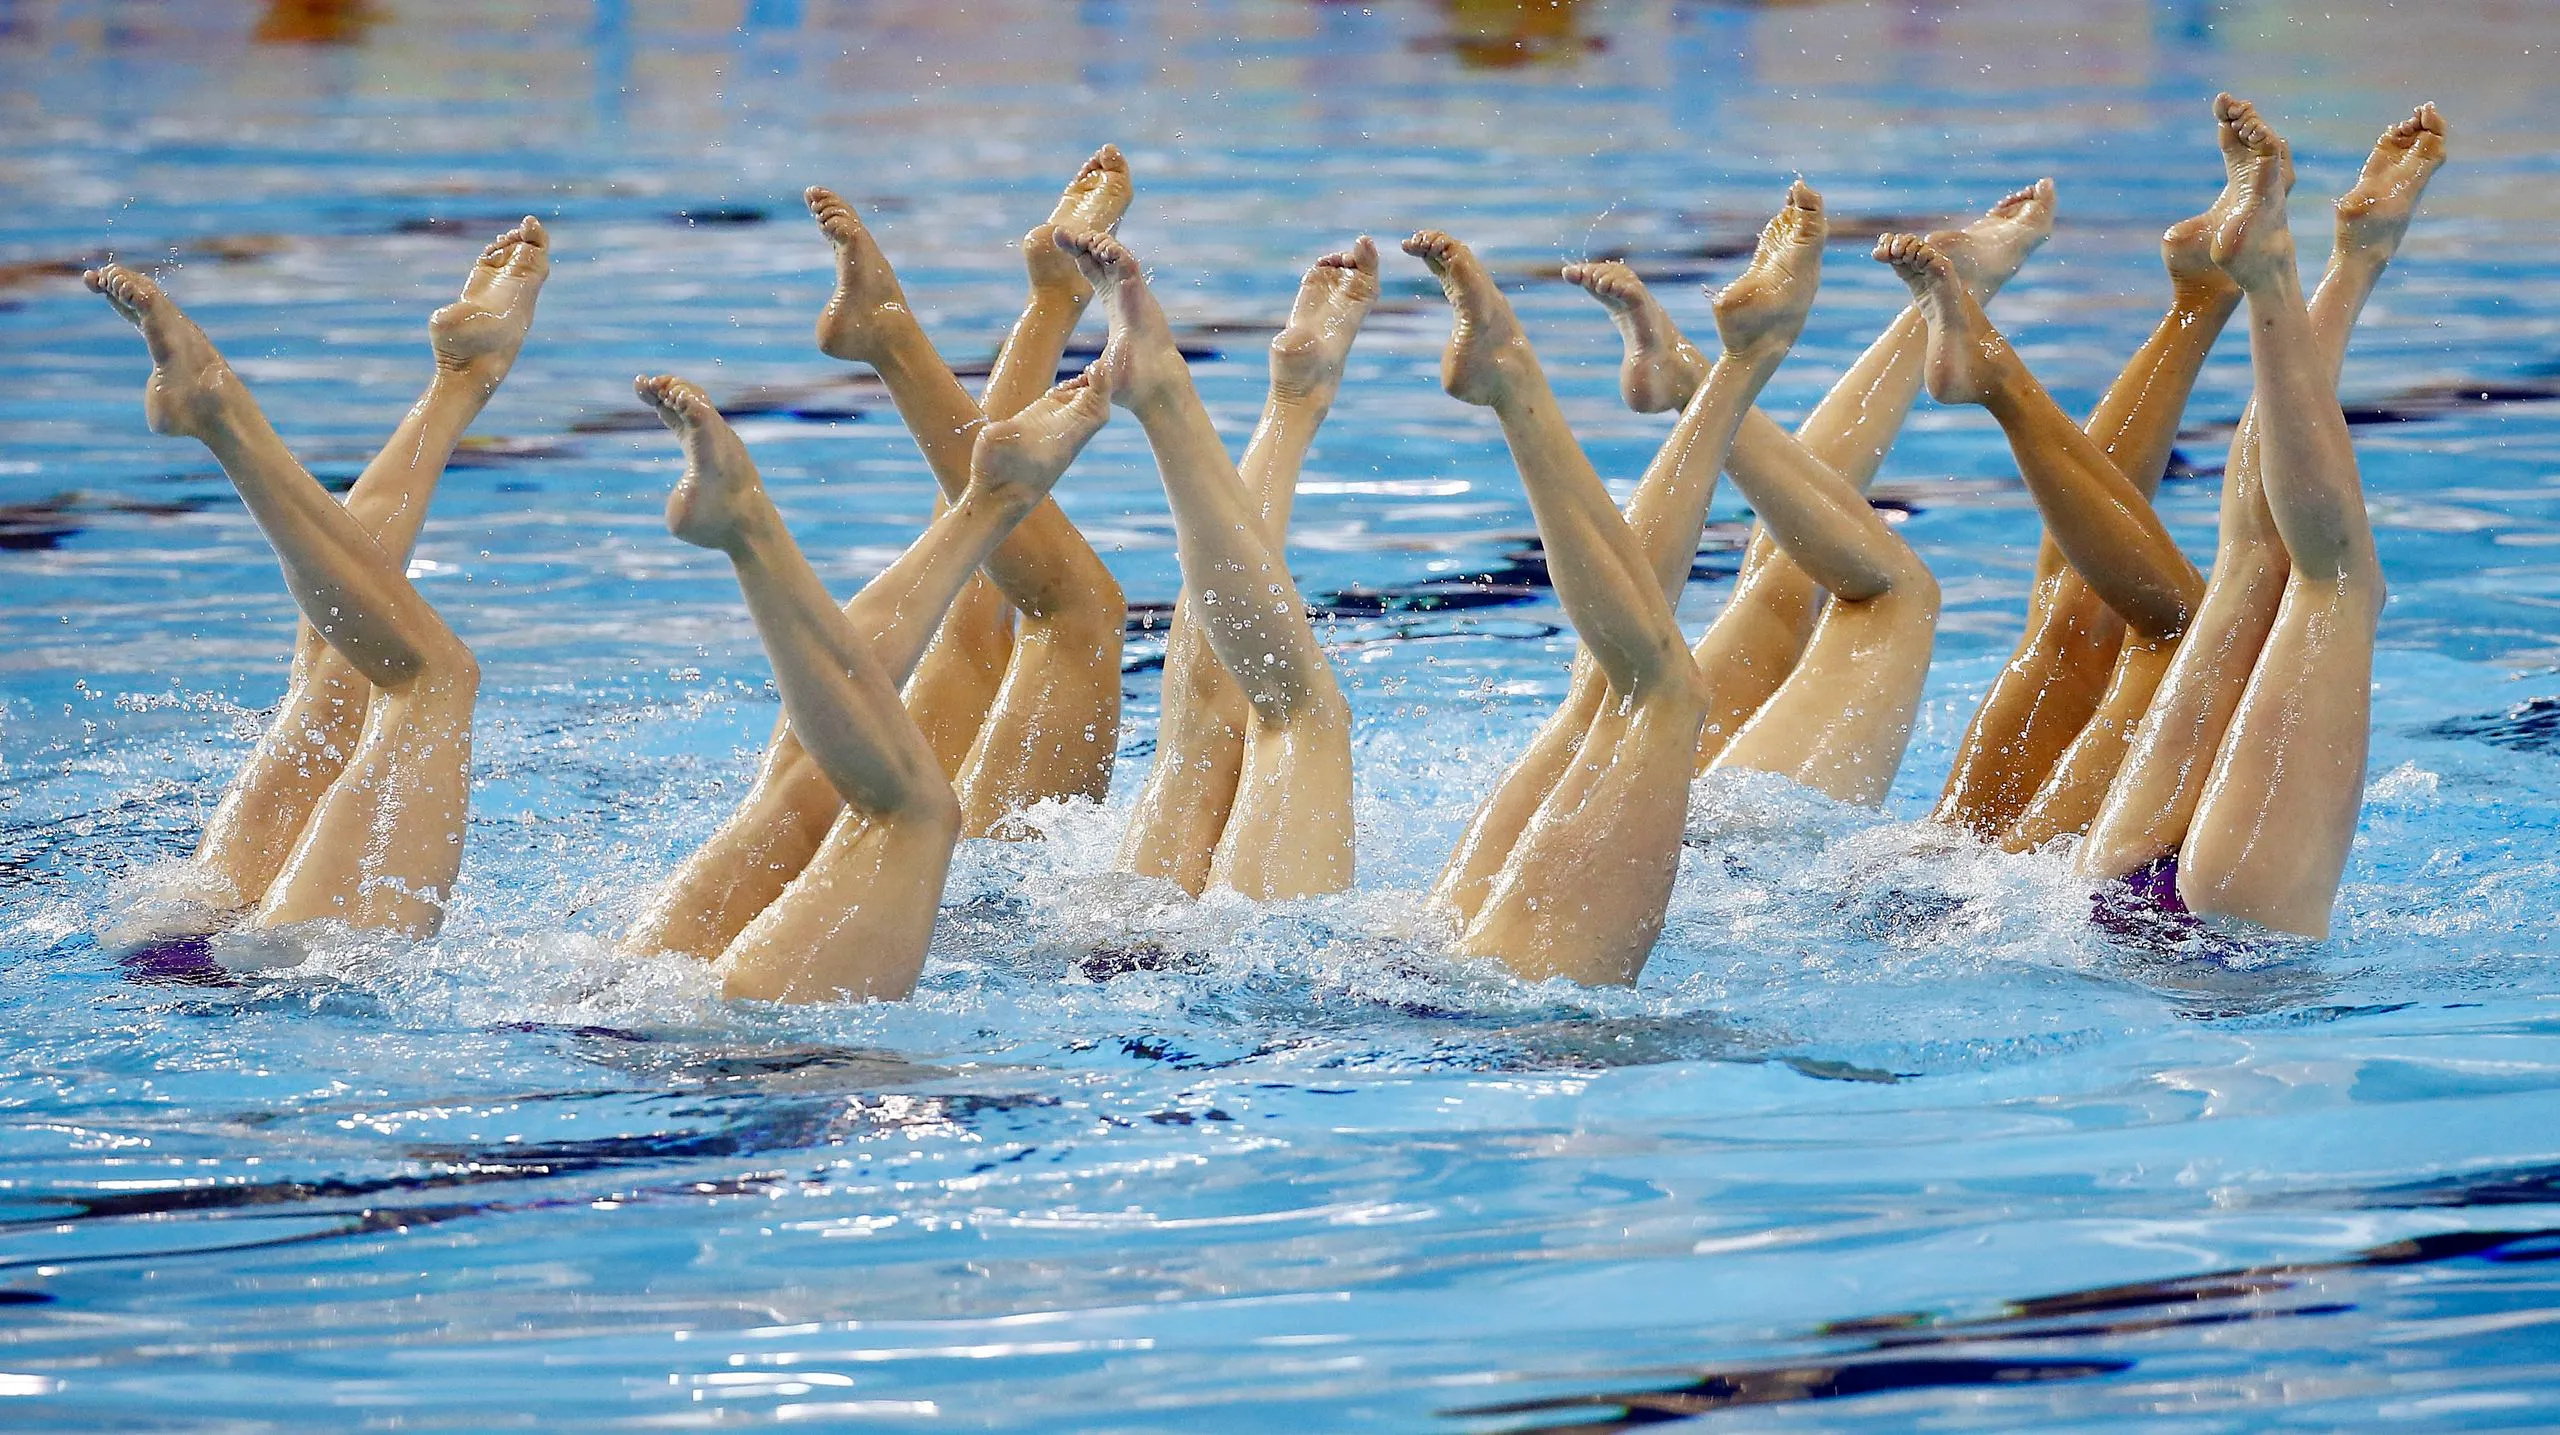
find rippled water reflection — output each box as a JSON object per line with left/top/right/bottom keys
{"left": 7, "top": 1, "right": 2560, "bottom": 1429}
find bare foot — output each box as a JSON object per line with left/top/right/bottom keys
{"left": 638, "top": 374, "right": 768, "bottom": 552}
{"left": 970, "top": 365, "right": 1113, "bottom": 510}
{"left": 84, "top": 263, "right": 239, "bottom": 440}
{"left": 430, "top": 216, "right": 550, "bottom": 385}
{"left": 1268, "top": 236, "right": 1381, "bottom": 406}
{"left": 1711, "top": 179, "right": 1826, "bottom": 361}
{"left": 1874, "top": 233, "right": 2011, "bottom": 406}
{"left": 2208, "top": 94, "right": 2297, "bottom": 292}
{"left": 1024, "top": 145, "right": 1135, "bottom": 300}
{"left": 2334, "top": 102, "right": 2448, "bottom": 260}
{"left": 1562, "top": 259, "right": 1704, "bottom": 414}
{"left": 1402, "top": 229, "right": 1532, "bottom": 408}
{"left": 1927, "top": 178, "right": 2056, "bottom": 299}
{"left": 1053, "top": 228, "right": 1188, "bottom": 411}
{"left": 805, "top": 186, "right": 916, "bottom": 365}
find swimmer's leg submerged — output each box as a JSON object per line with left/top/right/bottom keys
{"left": 635, "top": 369, "right": 1108, "bottom": 999}
{"left": 1118, "top": 239, "right": 1380, "bottom": 894}
{"left": 1428, "top": 186, "right": 1825, "bottom": 936}
{"left": 1062, "top": 228, "right": 1357, "bottom": 900}
{"left": 2081, "top": 101, "right": 2445, "bottom": 884}
{"left": 1408, "top": 190, "right": 1822, "bottom": 981}
{"left": 89, "top": 264, "right": 484, "bottom": 936}
{"left": 182, "top": 221, "right": 546, "bottom": 917}
{"left": 2175, "top": 98, "right": 2404, "bottom": 936}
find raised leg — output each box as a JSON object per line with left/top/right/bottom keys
{"left": 189, "top": 220, "right": 547, "bottom": 914}
{"left": 634, "top": 370, "right": 1106, "bottom": 998}
{"left": 1682, "top": 183, "right": 2056, "bottom": 760}
{"left": 806, "top": 159, "right": 1131, "bottom": 821}
{"left": 2080, "top": 100, "right": 2445, "bottom": 883}
{"left": 623, "top": 371, "right": 1112, "bottom": 961}
{"left": 1062, "top": 229, "right": 1356, "bottom": 900}
{"left": 1431, "top": 187, "right": 1824, "bottom": 926}
{"left": 1403, "top": 223, "right": 1730, "bottom": 982}
{"left": 1119, "top": 238, "right": 1381, "bottom": 893}
{"left": 88, "top": 265, "right": 481, "bottom": 937}
{"left": 2177, "top": 98, "right": 2394, "bottom": 935}
{"left": 1882, "top": 221, "right": 2225, "bottom": 839}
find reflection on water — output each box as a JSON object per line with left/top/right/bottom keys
{"left": 4, "top": 0, "right": 2560, "bottom": 1429}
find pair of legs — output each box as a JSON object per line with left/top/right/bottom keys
{"left": 1428, "top": 186, "right": 2057, "bottom": 942}
{"left": 632, "top": 367, "right": 1111, "bottom": 1000}
{"left": 1899, "top": 177, "right": 2239, "bottom": 846}
{"left": 2079, "top": 101, "right": 2447, "bottom": 918}
{"left": 87, "top": 220, "right": 549, "bottom": 935}
{"left": 1415, "top": 185, "right": 1934, "bottom": 984}
{"left": 1112, "top": 239, "right": 1385, "bottom": 896}
{"left": 1058, "top": 229, "right": 1371, "bottom": 901}
{"left": 1568, "top": 185, "right": 2058, "bottom": 760}
{"left": 620, "top": 150, "right": 1132, "bottom": 961}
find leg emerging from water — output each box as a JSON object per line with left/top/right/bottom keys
{"left": 89, "top": 265, "right": 484, "bottom": 937}
{"left": 807, "top": 156, "right": 1131, "bottom": 832}
{"left": 186, "top": 221, "right": 546, "bottom": 917}
{"left": 1430, "top": 186, "right": 1825, "bottom": 933}
{"left": 1062, "top": 229, "right": 1357, "bottom": 900}
{"left": 1119, "top": 239, "right": 1381, "bottom": 894}
{"left": 635, "top": 369, "right": 1108, "bottom": 998}
{"left": 2177, "top": 97, "right": 2399, "bottom": 936}
{"left": 2082, "top": 100, "right": 2445, "bottom": 884}
{"left": 1889, "top": 213, "right": 2225, "bottom": 843}
{"left": 625, "top": 370, "right": 1114, "bottom": 962}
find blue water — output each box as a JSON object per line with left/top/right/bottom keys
{"left": 7, "top": 1, "right": 2560, "bottom": 1428}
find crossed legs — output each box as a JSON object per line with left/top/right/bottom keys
{"left": 1569, "top": 184, "right": 2057, "bottom": 761}
{"left": 632, "top": 368, "right": 1110, "bottom": 998}
{"left": 1061, "top": 230, "right": 1358, "bottom": 900}
{"left": 1117, "top": 239, "right": 1382, "bottom": 895}
{"left": 89, "top": 263, "right": 497, "bottom": 936}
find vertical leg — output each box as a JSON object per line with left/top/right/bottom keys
{"left": 190, "top": 220, "right": 546, "bottom": 911}
{"left": 2178, "top": 98, "right": 2395, "bottom": 936}
{"left": 1119, "top": 239, "right": 1381, "bottom": 892}
{"left": 89, "top": 265, "right": 480, "bottom": 937}
{"left": 1063, "top": 230, "right": 1356, "bottom": 900}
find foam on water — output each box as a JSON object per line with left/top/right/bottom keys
{"left": 9, "top": 1, "right": 2560, "bottom": 1429}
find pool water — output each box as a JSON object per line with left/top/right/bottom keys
{"left": 7, "top": 1, "right": 2560, "bottom": 1428}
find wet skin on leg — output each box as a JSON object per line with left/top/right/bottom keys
{"left": 2176, "top": 97, "right": 2416, "bottom": 936}
{"left": 1885, "top": 208, "right": 2230, "bottom": 846}
{"left": 618, "top": 153, "right": 1133, "bottom": 960}
{"left": 1572, "top": 183, "right": 2056, "bottom": 763}
{"left": 635, "top": 368, "right": 1109, "bottom": 998}
{"left": 1431, "top": 185, "right": 2051, "bottom": 928}
{"left": 1118, "top": 238, "right": 1381, "bottom": 895}
{"left": 2079, "top": 100, "right": 2445, "bottom": 884}
{"left": 1429, "top": 186, "right": 1826, "bottom": 935}
{"left": 185, "top": 221, "right": 547, "bottom": 916}
{"left": 808, "top": 151, "right": 1131, "bottom": 831}
{"left": 88, "top": 264, "right": 485, "bottom": 937}
{"left": 1060, "top": 228, "right": 1358, "bottom": 901}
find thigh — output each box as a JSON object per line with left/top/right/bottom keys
{"left": 2178, "top": 579, "right": 2377, "bottom": 936}
{"left": 1464, "top": 701, "right": 1700, "bottom": 986}
{"left": 1211, "top": 699, "right": 1356, "bottom": 901}
{"left": 255, "top": 673, "right": 476, "bottom": 936}
{"left": 717, "top": 801, "right": 960, "bottom": 1003}
{"left": 959, "top": 616, "right": 1124, "bottom": 835}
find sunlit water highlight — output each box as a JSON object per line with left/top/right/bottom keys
{"left": 6, "top": 2, "right": 2560, "bottom": 1429}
